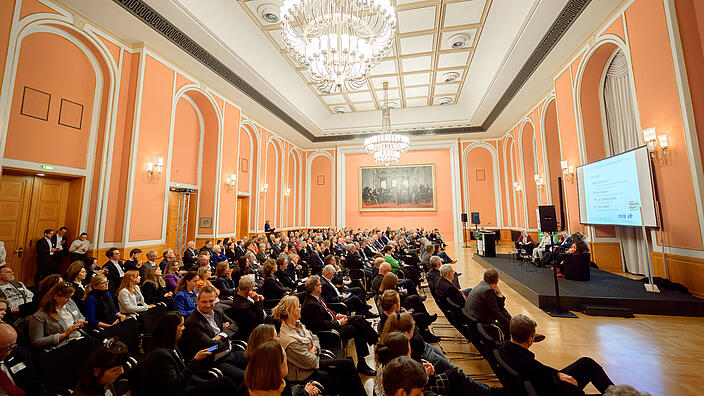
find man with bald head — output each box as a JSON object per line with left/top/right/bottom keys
{"left": 371, "top": 262, "right": 420, "bottom": 297}
{"left": 0, "top": 324, "right": 48, "bottom": 395}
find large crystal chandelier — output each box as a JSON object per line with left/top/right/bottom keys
{"left": 280, "top": 0, "right": 396, "bottom": 92}
{"left": 364, "top": 82, "right": 409, "bottom": 166}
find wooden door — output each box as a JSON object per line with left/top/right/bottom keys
{"left": 0, "top": 175, "right": 33, "bottom": 271}
{"left": 237, "top": 196, "right": 249, "bottom": 240}
{"left": 165, "top": 191, "right": 180, "bottom": 251}
{"left": 23, "top": 177, "right": 70, "bottom": 283}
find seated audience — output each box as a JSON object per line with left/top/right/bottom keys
{"left": 465, "top": 268, "right": 545, "bottom": 342}
{"left": 29, "top": 282, "right": 87, "bottom": 348}
{"left": 195, "top": 265, "right": 217, "bottom": 295}
{"left": 372, "top": 262, "right": 419, "bottom": 297}
{"left": 141, "top": 311, "right": 237, "bottom": 395}
{"left": 380, "top": 355, "right": 428, "bottom": 396}
{"left": 500, "top": 315, "right": 614, "bottom": 395}
{"left": 160, "top": 248, "right": 177, "bottom": 272}
{"left": 244, "top": 323, "right": 277, "bottom": 360}
{"left": 262, "top": 259, "right": 291, "bottom": 300}
{"left": 433, "top": 243, "right": 456, "bottom": 264}
{"left": 65, "top": 261, "right": 88, "bottom": 304}
{"left": 83, "top": 256, "right": 101, "bottom": 284}
{"left": 141, "top": 266, "right": 173, "bottom": 304}
{"left": 173, "top": 271, "right": 199, "bottom": 317}
{"left": 0, "top": 324, "right": 48, "bottom": 395}
{"left": 164, "top": 259, "right": 183, "bottom": 292}
{"left": 183, "top": 241, "right": 199, "bottom": 270}
{"left": 380, "top": 272, "right": 435, "bottom": 325}
{"left": 301, "top": 276, "right": 378, "bottom": 376}
{"left": 82, "top": 274, "right": 126, "bottom": 328}
{"left": 180, "top": 286, "right": 245, "bottom": 382}
{"left": 117, "top": 270, "right": 154, "bottom": 314}
{"left": 213, "top": 262, "right": 236, "bottom": 298}
{"left": 420, "top": 243, "right": 434, "bottom": 272}
{"left": 211, "top": 245, "right": 228, "bottom": 268}
{"left": 434, "top": 263, "right": 470, "bottom": 309}
{"left": 320, "top": 264, "right": 375, "bottom": 318}
{"left": 103, "top": 247, "right": 125, "bottom": 295}
{"left": 273, "top": 295, "right": 366, "bottom": 396}
{"left": 603, "top": 385, "right": 652, "bottom": 396}
{"left": 0, "top": 298, "right": 8, "bottom": 323}
{"left": 72, "top": 338, "right": 129, "bottom": 396}
{"left": 228, "top": 274, "right": 266, "bottom": 341}
{"left": 275, "top": 257, "right": 298, "bottom": 290}
{"left": 123, "top": 248, "right": 142, "bottom": 272}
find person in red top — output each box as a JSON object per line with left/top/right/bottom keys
{"left": 515, "top": 230, "right": 537, "bottom": 255}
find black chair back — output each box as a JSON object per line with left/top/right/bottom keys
{"left": 492, "top": 349, "right": 538, "bottom": 396}
{"left": 563, "top": 253, "right": 591, "bottom": 281}
{"left": 102, "top": 317, "right": 140, "bottom": 353}
{"left": 141, "top": 303, "right": 167, "bottom": 336}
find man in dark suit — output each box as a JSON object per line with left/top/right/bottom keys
{"left": 435, "top": 264, "right": 469, "bottom": 311}
{"left": 183, "top": 241, "right": 199, "bottom": 270}
{"left": 425, "top": 256, "right": 443, "bottom": 296}
{"left": 199, "top": 240, "right": 214, "bottom": 257}
{"left": 103, "top": 247, "right": 125, "bottom": 295}
{"left": 50, "top": 226, "right": 68, "bottom": 273}
{"left": 465, "top": 268, "right": 511, "bottom": 336}
{"left": 0, "top": 324, "right": 48, "bottom": 395}
{"left": 180, "top": 286, "right": 244, "bottom": 382}
{"left": 224, "top": 275, "right": 265, "bottom": 341}
{"left": 320, "top": 265, "right": 375, "bottom": 318}
{"left": 344, "top": 244, "right": 373, "bottom": 281}
{"left": 500, "top": 315, "right": 613, "bottom": 395}
{"left": 274, "top": 258, "right": 298, "bottom": 290}
{"left": 123, "top": 248, "right": 142, "bottom": 272}
{"left": 301, "top": 276, "right": 378, "bottom": 376}
{"left": 35, "top": 229, "right": 56, "bottom": 283}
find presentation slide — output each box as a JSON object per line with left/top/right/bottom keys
{"left": 577, "top": 146, "right": 657, "bottom": 227}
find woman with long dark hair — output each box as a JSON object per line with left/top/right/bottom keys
{"left": 29, "top": 282, "right": 87, "bottom": 348}
{"left": 173, "top": 272, "right": 198, "bottom": 317}
{"left": 141, "top": 311, "right": 236, "bottom": 395}
{"left": 72, "top": 338, "right": 129, "bottom": 396}
{"left": 142, "top": 266, "right": 173, "bottom": 304}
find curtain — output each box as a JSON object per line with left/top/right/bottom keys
{"left": 603, "top": 50, "right": 649, "bottom": 275}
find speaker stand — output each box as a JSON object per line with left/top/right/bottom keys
{"left": 462, "top": 221, "right": 468, "bottom": 248}
{"left": 544, "top": 244, "right": 578, "bottom": 318}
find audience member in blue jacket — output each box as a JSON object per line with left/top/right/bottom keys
{"left": 82, "top": 274, "right": 126, "bottom": 328}
{"left": 173, "top": 272, "right": 199, "bottom": 317}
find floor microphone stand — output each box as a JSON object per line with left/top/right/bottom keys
{"left": 545, "top": 238, "right": 578, "bottom": 318}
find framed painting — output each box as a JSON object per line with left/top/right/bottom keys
{"left": 359, "top": 164, "right": 436, "bottom": 211}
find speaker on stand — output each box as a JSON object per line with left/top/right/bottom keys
{"left": 461, "top": 213, "right": 468, "bottom": 248}
{"left": 539, "top": 205, "right": 577, "bottom": 318}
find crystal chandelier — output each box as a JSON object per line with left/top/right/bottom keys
{"left": 280, "top": 0, "right": 396, "bottom": 92}
{"left": 364, "top": 82, "right": 409, "bottom": 166}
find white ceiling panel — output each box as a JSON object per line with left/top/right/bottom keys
{"left": 405, "top": 86, "right": 429, "bottom": 97}
{"left": 444, "top": 0, "right": 486, "bottom": 27}
{"left": 399, "top": 34, "right": 434, "bottom": 55}
{"left": 347, "top": 91, "right": 374, "bottom": 102}
{"left": 330, "top": 105, "right": 352, "bottom": 113}
{"left": 436, "top": 69, "right": 464, "bottom": 83}
{"left": 320, "top": 95, "right": 346, "bottom": 104}
{"left": 437, "top": 51, "right": 470, "bottom": 68}
{"left": 401, "top": 55, "right": 432, "bottom": 72}
{"left": 377, "top": 88, "right": 401, "bottom": 100}
{"left": 371, "top": 77, "right": 399, "bottom": 89}
{"left": 371, "top": 59, "right": 397, "bottom": 76}
{"left": 406, "top": 97, "right": 429, "bottom": 107}
{"left": 403, "top": 72, "right": 431, "bottom": 86}
{"left": 433, "top": 83, "right": 460, "bottom": 95}
{"left": 440, "top": 29, "right": 477, "bottom": 50}
{"left": 397, "top": 7, "right": 436, "bottom": 33}
{"left": 354, "top": 102, "right": 377, "bottom": 111}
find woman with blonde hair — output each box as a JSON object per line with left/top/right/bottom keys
{"left": 195, "top": 265, "right": 219, "bottom": 298}
{"left": 245, "top": 323, "right": 277, "bottom": 360}
{"left": 273, "top": 296, "right": 364, "bottom": 396}
{"left": 379, "top": 272, "right": 433, "bottom": 325}
{"left": 245, "top": 340, "right": 320, "bottom": 396}
{"left": 141, "top": 266, "right": 173, "bottom": 304}
{"left": 83, "top": 274, "right": 126, "bottom": 328}
{"left": 116, "top": 270, "right": 154, "bottom": 314}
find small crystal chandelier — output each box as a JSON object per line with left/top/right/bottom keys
{"left": 280, "top": 0, "right": 396, "bottom": 92}
{"left": 364, "top": 82, "right": 409, "bottom": 166}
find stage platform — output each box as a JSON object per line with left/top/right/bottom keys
{"left": 473, "top": 254, "right": 704, "bottom": 316}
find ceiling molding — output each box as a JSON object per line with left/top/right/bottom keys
{"left": 112, "top": 0, "right": 591, "bottom": 143}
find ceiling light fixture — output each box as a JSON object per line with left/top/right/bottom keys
{"left": 280, "top": 0, "right": 396, "bottom": 92}
{"left": 440, "top": 71, "right": 460, "bottom": 83}
{"left": 258, "top": 4, "right": 280, "bottom": 23}
{"left": 447, "top": 32, "right": 470, "bottom": 49}
{"left": 437, "top": 97, "right": 453, "bottom": 105}
{"left": 332, "top": 106, "right": 346, "bottom": 114}
{"left": 364, "top": 82, "right": 409, "bottom": 166}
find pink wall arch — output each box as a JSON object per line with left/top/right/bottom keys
{"left": 520, "top": 120, "right": 538, "bottom": 229}
{"left": 464, "top": 143, "right": 500, "bottom": 228}
{"left": 307, "top": 151, "right": 334, "bottom": 228}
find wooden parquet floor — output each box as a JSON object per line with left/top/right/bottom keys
{"left": 362, "top": 242, "right": 704, "bottom": 395}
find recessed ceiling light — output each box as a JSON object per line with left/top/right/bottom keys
{"left": 258, "top": 4, "right": 280, "bottom": 23}
{"left": 332, "top": 106, "right": 346, "bottom": 114}
{"left": 437, "top": 97, "right": 453, "bottom": 105}
{"left": 440, "top": 71, "right": 460, "bottom": 83}
{"left": 447, "top": 33, "right": 471, "bottom": 49}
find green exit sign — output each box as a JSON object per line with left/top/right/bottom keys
{"left": 40, "top": 165, "right": 54, "bottom": 170}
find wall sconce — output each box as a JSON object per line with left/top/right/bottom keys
{"left": 513, "top": 182, "right": 522, "bottom": 192}
{"left": 146, "top": 157, "right": 164, "bottom": 183}
{"left": 260, "top": 183, "right": 269, "bottom": 193}
{"left": 534, "top": 174, "right": 545, "bottom": 189}
{"left": 560, "top": 160, "right": 575, "bottom": 182}
{"left": 225, "top": 174, "right": 237, "bottom": 192}
{"left": 643, "top": 127, "right": 670, "bottom": 165}
{"left": 283, "top": 188, "right": 291, "bottom": 197}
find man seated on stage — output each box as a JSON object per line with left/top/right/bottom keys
{"left": 500, "top": 315, "right": 613, "bottom": 395}
{"left": 434, "top": 264, "right": 471, "bottom": 309}
{"left": 465, "top": 269, "right": 544, "bottom": 342}
{"left": 320, "top": 265, "right": 376, "bottom": 318}
{"left": 301, "top": 276, "right": 378, "bottom": 376}
{"left": 515, "top": 230, "right": 537, "bottom": 255}
{"left": 532, "top": 232, "right": 553, "bottom": 263}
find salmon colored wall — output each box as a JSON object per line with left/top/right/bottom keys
{"left": 309, "top": 154, "right": 333, "bottom": 227}
{"left": 128, "top": 55, "right": 174, "bottom": 241}
{"left": 580, "top": 44, "right": 613, "bottom": 163}
{"left": 466, "top": 146, "right": 497, "bottom": 227}
{"left": 265, "top": 140, "right": 279, "bottom": 227}
{"left": 105, "top": 50, "right": 139, "bottom": 242}
{"left": 498, "top": 139, "right": 510, "bottom": 227}
{"left": 20, "top": 0, "right": 58, "bottom": 19}
{"left": 218, "top": 102, "right": 239, "bottom": 235}
{"left": 5, "top": 33, "right": 94, "bottom": 169}
{"left": 521, "top": 122, "right": 538, "bottom": 228}
{"left": 238, "top": 125, "right": 252, "bottom": 194}
{"left": 602, "top": 16, "right": 625, "bottom": 41}
{"left": 170, "top": 97, "right": 200, "bottom": 185}
{"left": 626, "top": 0, "right": 702, "bottom": 249}
{"left": 345, "top": 150, "right": 454, "bottom": 240}
{"left": 0, "top": 1, "right": 16, "bottom": 87}
{"left": 543, "top": 100, "right": 562, "bottom": 209}
{"left": 287, "top": 151, "right": 297, "bottom": 227}
{"left": 193, "top": 94, "right": 220, "bottom": 236}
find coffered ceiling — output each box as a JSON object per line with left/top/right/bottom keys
{"left": 238, "top": 0, "right": 492, "bottom": 115}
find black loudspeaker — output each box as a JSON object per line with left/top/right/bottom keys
{"left": 461, "top": 213, "right": 468, "bottom": 223}
{"left": 538, "top": 205, "right": 558, "bottom": 232}
{"left": 471, "top": 212, "right": 480, "bottom": 225}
